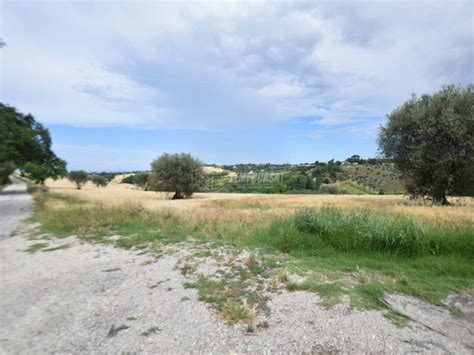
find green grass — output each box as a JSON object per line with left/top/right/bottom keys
{"left": 252, "top": 207, "right": 473, "bottom": 258}
{"left": 140, "top": 326, "right": 161, "bottom": 336}
{"left": 42, "top": 244, "right": 70, "bottom": 252}
{"left": 342, "top": 163, "right": 405, "bottom": 194}
{"left": 24, "top": 242, "right": 49, "bottom": 253}
{"left": 29, "top": 191, "right": 188, "bottom": 246}
{"left": 29, "top": 189, "right": 474, "bottom": 316}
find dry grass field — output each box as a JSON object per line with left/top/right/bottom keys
{"left": 45, "top": 178, "right": 473, "bottom": 228}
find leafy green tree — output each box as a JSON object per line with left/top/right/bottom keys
{"left": 0, "top": 162, "right": 15, "bottom": 185}
{"left": 90, "top": 175, "right": 108, "bottom": 187}
{"left": 283, "top": 172, "right": 311, "bottom": 190}
{"left": 68, "top": 170, "right": 89, "bottom": 190}
{"left": 0, "top": 103, "right": 67, "bottom": 184}
{"left": 378, "top": 84, "right": 474, "bottom": 205}
{"left": 23, "top": 158, "right": 66, "bottom": 185}
{"left": 150, "top": 153, "right": 204, "bottom": 199}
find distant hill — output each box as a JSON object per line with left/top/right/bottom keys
{"left": 342, "top": 163, "right": 405, "bottom": 194}
{"left": 109, "top": 161, "right": 406, "bottom": 195}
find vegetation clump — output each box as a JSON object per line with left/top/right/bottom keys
{"left": 0, "top": 103, "right": 66, "bottom": 185}
{"left": 133, "top": 172, "right": 150, "bottom": 190}
{"left": 150, "top": 153, "right": 204, "bottom": 199}
{"left": 67, "top": 170, "right": 89, "bottom": 190}
{"left": 90, "top": 175, "right": 108, "bottom": 187}
{"left": 379, "top": 84, "right": 474, "bottom": 205}
{"left": 256, "top": 207, "right": 473, "bottom": 258}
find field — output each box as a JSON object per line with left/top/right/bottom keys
{"left": 45, "top": 178, "right": 472, "bottom": 227}
{"left": 31, "top": 178, "right": 474, "bottom": 326}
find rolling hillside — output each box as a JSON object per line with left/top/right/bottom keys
{"left": 342, "top": 163, "right": 405, "bottom": 194}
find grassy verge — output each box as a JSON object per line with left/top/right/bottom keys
{"left": 29, "top": 189, "right": 474, "bottom": 321}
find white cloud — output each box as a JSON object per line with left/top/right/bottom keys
{"left": 1, "top": 1, "right": 472, "bottom": 130}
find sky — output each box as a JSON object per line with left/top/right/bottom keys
{"left": 1, "top": 0, "right": 473, "bottom": 171}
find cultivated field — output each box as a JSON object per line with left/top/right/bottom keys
{"left": 45, "top": 178, "right": 473, "bottom": 228}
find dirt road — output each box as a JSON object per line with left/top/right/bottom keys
{"left": 0, "top": 180, "right": 472, "bottom": 353}
{"left": 0, "top": 178, "right": 34, "bottom": 239}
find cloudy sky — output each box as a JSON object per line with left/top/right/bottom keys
{"left": 1, "top": 0, "right": 473, "bottom": 171}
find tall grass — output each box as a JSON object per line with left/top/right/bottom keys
{"left": 251, "top": 207, "right": 473, "bottom": 258}
{"left": 31, "top": 192, "right": 188, "bottom": 245}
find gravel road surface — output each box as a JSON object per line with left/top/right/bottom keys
{"left": 0, "top": 178, "right": 34, "bottom": 239}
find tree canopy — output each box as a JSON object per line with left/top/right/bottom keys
{"left": 68, "top": 171, "right": 89, "bottom": 190}
{"left": 150, "top": 153, "right": 204, "bottom": 199}
{"left": 0, "top": 103, "right": 67, "bottom": 184}
{"left": 378, "top": 84, "right": 474, "bottom": 204}
{"left": 90, "top": 175, "right": 108, "bottom": 187}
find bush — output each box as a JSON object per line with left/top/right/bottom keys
{"left": 319, "top": 184, "right": 339, "bottom": 194}
{"left": 292, "top": 208, "right": 320, "bottom": 233}
{"left": 121, "top": 175, "right": 135, "bottom": 184}
{"left": 134, "top": 172, "right": 150, "bottom": 190}
{"left": 90, "top": 175, "right": 108, "bottom": 187}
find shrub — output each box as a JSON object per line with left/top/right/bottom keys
{"left": 90, "top": 175, "right": 108, "bottom": 187}
{"left": 219, "top": 299, "right": 257, "bottom": 324}
{"left": 134, "top": 172, "right": 150, "bottom": 190}
{"left": 292, "top": 208, "right": 320, "bottom": 233}
{"left": 319, "top": 184, "right": 339, "bottom": 194}
{"left": 121, "top": 175, "right": 135, "bottom": 184}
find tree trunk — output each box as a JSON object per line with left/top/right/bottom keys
{"left": 172, "top": 191, "right": 183, "bottom": 200}
{"left": 433, "top": 194, "right": 449, "bottom": 206}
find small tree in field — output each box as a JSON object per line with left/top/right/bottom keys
{"left": 91, "top": 175, "right": 108, "bottom": 187}
{"left": 378, "top": 84, "right": 473, "bottom": 205}
{"left": 150, "top": 153, "right": 204, "bottom": 199}
{"left": 68, "top": 170, "right": 89, "bottom": 190}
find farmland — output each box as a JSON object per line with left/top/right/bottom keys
{"left": 44, "top": 178, "right": 472, "bottom": 226}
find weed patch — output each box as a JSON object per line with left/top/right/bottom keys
{"left": 42, "top": 244, "right": 70, "bottom": 252}
{"left": 24, "top": 242, "right": 49, "bottom": 253}
{"left": 140, "top": 326, "right": 161, "bottom": 336}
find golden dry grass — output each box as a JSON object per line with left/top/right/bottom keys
{"left": 45, "top": 178, "right": 473, "bottom": 228}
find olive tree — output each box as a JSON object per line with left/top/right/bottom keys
{"left": 150, "top": 153, "right": 204, "bottom": 199}
{"left": 68, "top": 170, "right": 89, "bottom": 190}
{"left": 0, "top": 103, "right": 67, "bottom": 185}
{"left": 23, "top": 159, "right": 66, "bottom": 185}
{"left": 90, "top": 175, "right": 108, "bottom": 187}
{"left": 378, "top": 84, "right": 473, "bottom": 205}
